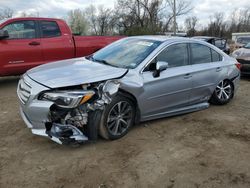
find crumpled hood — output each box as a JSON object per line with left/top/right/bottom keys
{"left": 27, "top": 57, "right": 127, "bottom": 88}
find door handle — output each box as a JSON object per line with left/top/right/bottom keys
{"left": 29, "top": 41, "right": 40, "bottom": 46}
{"left": 184, "top": 73, "right": 192, "bottom": 79}
{"left": 216, "top": 67, "right": 222, "bottom": 72}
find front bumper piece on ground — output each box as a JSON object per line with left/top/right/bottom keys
{"left": 33, "top": 123, "right": 88, "bottom": 145}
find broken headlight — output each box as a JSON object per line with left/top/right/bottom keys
{"left": 40, "top": 90, "right": 95, "bottom": 108}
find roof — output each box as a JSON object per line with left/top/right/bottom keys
{"left": 126, "top": 35, "right": 220, "bottom": 50}
{"left": 129, "top": 35, "right": 193, "bottom": 42}
{"left": 0, "top": 17, "right": 64, "bottom": 26}
{"left": 192, "top": 36, "right": 221, "bottom": 40}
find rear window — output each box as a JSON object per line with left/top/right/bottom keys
{"left": 214, "top": 39, "right": 226, "bottom": 48}
{"left": 40, "top": 21, "right": 61, "bottom": 38}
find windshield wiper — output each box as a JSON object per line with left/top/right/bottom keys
{"left": 92, "top": 58, "right": 118, "bottom": 68}
{"left": 94, "top": 58, "right": 109, "bottom": 65}
{"left": 85, "top": 55, "right": 92, "bottom": 60}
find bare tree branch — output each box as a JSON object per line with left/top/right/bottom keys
{"left": 0, "top": 7, "right": 13, "bottom": 20}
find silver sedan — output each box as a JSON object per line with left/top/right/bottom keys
{"left": 17, "top": 36, "right": 241, "bottom": 144}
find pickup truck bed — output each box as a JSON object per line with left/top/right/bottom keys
{"left": 74, "top": 36, "right": 123, "bottom": 57}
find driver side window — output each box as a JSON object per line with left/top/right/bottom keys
{"left": 144, "top": 43, "right": 189, "bottom": 71}
{"left": 2, "top": 20, "right": 36, "bottom": 39}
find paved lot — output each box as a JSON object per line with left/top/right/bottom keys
{"left": 0, "top": 76, "right": 250, "bottom": 188}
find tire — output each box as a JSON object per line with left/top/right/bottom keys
{"left": 99, "top": 95, "right": 136, "bottom": 140}
{"left": 86, "top": 110, "right": 102, "bottom": 141}
{"left": 210, "top": 80, "right": 234, "bottom": 105}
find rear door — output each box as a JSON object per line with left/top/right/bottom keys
{"left": 0, "top": 20, "right": 43, "bottom": 75}
{"left": 39, "top": 20, "right": 75, "bottom": 63}
{"left": 140, "top": 43, "right": 193, "bottom": 119}
{"left": 189, "top": 43, "right": 224, "bottom": 104}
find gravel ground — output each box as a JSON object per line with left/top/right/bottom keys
{"left": 0, "top": 76, "right": 250, "bottom": 188}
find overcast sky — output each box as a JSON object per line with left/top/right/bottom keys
{"left": 0, "top": 0, "right": 249, "bottom": 27}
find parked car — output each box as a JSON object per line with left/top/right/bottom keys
{"left": 17, "top": 36, "right": 241, "bottom": 145}
{"left": 232, "top": 42, "right": 250, "bottom": 75}
{"left": 234, "top": 36, "right": 250, "bottom": 49}
{"left": 192, "top": 36, "right": 230, "bottom": 54}
{"left": 0, "top": 17, "right": 123, "bottom": 76}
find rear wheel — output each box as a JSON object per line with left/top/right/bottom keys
{"left": 210, "top": 80, "right": 234, "bottom": 105}
{"left": 99, "top": 95, "right": 136, "bottom": 140}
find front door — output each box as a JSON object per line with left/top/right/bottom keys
{"left": 139, "top": 43, "right": 193, "bottom": 120}
{"left": 0, "top": 20, "right": 43, "bottom": 76}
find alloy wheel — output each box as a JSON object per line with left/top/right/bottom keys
{"left": 107, "top": 101, "right": 133, "bottom": 136}
{"left": 215, "top": 80, "right": 232, "bottom": 101}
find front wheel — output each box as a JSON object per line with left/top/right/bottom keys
{"left": 99, "top": 95, "right": 136, "bottom": 140}
{"left": 210, "top": 80, "right": 234, "bottom": 105}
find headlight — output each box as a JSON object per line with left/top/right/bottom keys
{"left": 40, "top": 90, "right": 95, "bottom": 108}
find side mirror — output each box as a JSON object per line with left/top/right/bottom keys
{"left": 153, "top": 61, "right": 169, "bottom": 78}
{"left": 0, "top": 30, "right": 9, "bottom": 40}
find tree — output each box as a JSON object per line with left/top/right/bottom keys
{"left": 114, "top": 0, "right": 163, "bottom": 35}
{"left": 19, "top": 11, "right": 39, "bottom": 17}
{"left": 163, "top": 0, "right": 193, "bottom": 32}
{"left": 190, "top": 8, "right": 250, "bottom": 39}
{"left": 0, "top": 7, "right": 13, "bottom": 20}
{"left": 113, "top": 0, "right": 192, "bottom": 35}
{"left": 68, "top": 9, "right": 88, "bottom": 35}
{"left": 85, "top": 5, "right": 116, "bottom": 35}
{"left": 85, "top": 5, "right": 98, "bottom": 35}
{"left": 185, "top": 16, "right": 198, "bottom": 36}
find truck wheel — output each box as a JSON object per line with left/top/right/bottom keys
{"left": 99, "top": 95, "right": 136, "bottom": 140}
{"left": 210, "top": 80, "right": 234, "bottom": 105}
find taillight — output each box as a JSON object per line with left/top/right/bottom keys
{"left": 235, "top": 62, "right": 242, "bottom": 70}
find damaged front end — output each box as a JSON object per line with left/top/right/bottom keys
{"left": 37, "top": 80, "right": 120, "bottom": 145}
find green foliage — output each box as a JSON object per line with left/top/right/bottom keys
{"left": 68, "top": 9, "right": 88, "bottom": 35}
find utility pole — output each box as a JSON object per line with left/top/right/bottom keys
{"left": 173, "top": 0, "right": 177, "bottom": 35}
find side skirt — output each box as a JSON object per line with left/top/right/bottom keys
{"left": 141, "top": 102, "right": 210, "bottom": 122}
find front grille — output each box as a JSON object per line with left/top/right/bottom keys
{"left": 17, "top": 78, "right": 31, "bottom": 104}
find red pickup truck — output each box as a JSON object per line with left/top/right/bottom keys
{"left": 0, "top": 17, "right": 123, "bottom": 76}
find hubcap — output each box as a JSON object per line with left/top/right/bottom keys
{"left": 107, "top": 101, "right": 132, "bottom": 136}
{"left": 215, "top": 80, "right": 232, "bottom": 101}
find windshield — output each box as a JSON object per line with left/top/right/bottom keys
{"left": 91, "top": 38, "right": 162, "bottom": 69}
{"left": 215, "top": 39, "right": 226, "bottom": 48}
{"left": 243, "top": 42, "right": 250, "bottom": 49}
{"left": 236, "top": 37, "right": 250, "bottom": 44}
